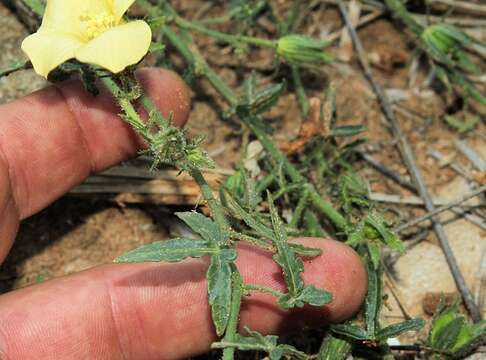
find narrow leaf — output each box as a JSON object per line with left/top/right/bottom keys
{"left": 225, "top": 193, "right": 274, "bottom": 239}
{"left": 289, "top": 243, "right": 322, "bottom": 257}
{"left": 268, "top": 193, "right": 304, "bottom": 297}
{"left": 365, "top": 257, "right": 382, "bottom": 338}
{"left": 176, "top": 211, "right": 228, "bottom": 245}
{"left": 0, "top": 59, "right": 30, "bottom": 78}
{"left": 115, "top": 238, "right": 212, "bottom": 263}
{"left": 295, "top": 285, "right": 332, "bottom": 307}
{"left": 332, "top": 324, "right": 369, "bottom": 341}
{"left": 207, "top": 250, "right": 236, "bottom": 336}
{"left": 318, "top": 334, "right": 352, "bottom": 360}
{"left": 331, "top": 125, "right": 368, "bottom": 137}
{"left": 378, "top": 318, "right": 425, "bottom": 340}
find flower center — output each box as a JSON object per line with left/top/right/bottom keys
{"left": 80, "top": 13, "right": 117, "bottom": 40}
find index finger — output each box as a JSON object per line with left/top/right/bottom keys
{"left": 0, "top": 68, "right": 191, "bottom": 261}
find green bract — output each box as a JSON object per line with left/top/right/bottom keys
{"left": 276, "top": 35, "right": 332, "bottom": 65}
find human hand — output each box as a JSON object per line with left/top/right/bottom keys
{"left": 0, "top": 68, "right": 367, "bottom": 359}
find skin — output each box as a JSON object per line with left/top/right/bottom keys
{"left": 0, "top": 68, "right": 367, "bottom": 359}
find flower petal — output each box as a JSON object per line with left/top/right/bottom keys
{"left": 111, "top": 0, "right": 137, "bottom": 21}
{"left": 21, "top": 31, "right": 83, "bottom": 78}
{"left": 75, "top": 21, "right": 152, "bottom": 74}
{"left": 41, "top": 0, "right": 112, "bottom": 36}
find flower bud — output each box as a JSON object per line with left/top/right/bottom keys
{"left": 276, "top": 35, "right": 332, "bottom": 65}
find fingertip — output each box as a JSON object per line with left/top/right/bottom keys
{"left": 296, "top": 238, "right": 367, "bottom": 323}
{"left": 136, "top": 68, "right": 192, "bottom": 127}
{"left": 236, "top": 237, "right": 366, "bottom": 333}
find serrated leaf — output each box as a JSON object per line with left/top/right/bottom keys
{"left": 428, "top": 302, "right": 486, "bottom": 356}
{"left": 366, "top": 211, "right": 405, "bottom": 253}
{"left": 225, "top": 193, "right": 274, "bottom": 239}
{"left": 207, "top": 251, "right": 236, "bottom": 336}
{"left": 176, "top": 211, "right": 228, "bottom": 246}
{"left": 212, "top": 328, "right": 306, "bottom": 359}
{"left": 115, "top": 238, "right": 212, "bottom": 263}
{"left": 268, "top": 193, "right": 305, "bottom": 297}
{"left": 367, "top": 241, "right": 382, "bottom": 270}
{"left": 318, "top": 334, "right": 352, "bottom": 360}
{"left": 346, "top": 221, "right": 365, "bottom": 247}
{"left": 332, "top": 324, "right": 369, "bottom": 341}
{"left": 378, "top": 318, "right": 425, "bottom": 340}
{"left": 296, "top": 285, "right": 332, "bottom": 306}
{"left": 365, "top": 257, "right": 382, "bottom": 338}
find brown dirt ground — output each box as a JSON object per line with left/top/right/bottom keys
{"left": 0, "top": 0, "right": 485, "bottom": 355}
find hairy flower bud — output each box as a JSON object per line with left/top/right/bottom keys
{"left": 276, "top": 35, "right": 332, "bottom": 65}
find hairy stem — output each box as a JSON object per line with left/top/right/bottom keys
{"left": 222, "top": 269, "right": 243, "bottom": 360}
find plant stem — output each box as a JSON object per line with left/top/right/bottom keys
{"left": 290, "top": 186, "right": 310, "bottom": 228}
{"left": 172, "top": 15, "right": 276, "bottom": 49}
{"left": 245, "top": 284, "right": 285, "bottom": 298}
{"left": 152, "top": 2, "right": 349, "bottom": 232}
{"left": 190, "top": 167, "right": 229, "bottom": 230}
{"left": 102, "top": 73, "right": 230, "bottom": 235}
{"left": 100, "top": 77, "right": 149, "bottom": 138}
{"left": 291, "top": 66, "right": 310, "bottom": 117}
{"left": 222, "top": 269, "right": 243, "bottom": 360}
{"left": 338, "top": 0, "right": 481, "bottom": 322}
{"left": 384, "top": 0, "right": 424, "bottom": 35}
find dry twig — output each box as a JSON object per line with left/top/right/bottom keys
{"left": 337, "top": 0, "right": 482, "bottom": 322}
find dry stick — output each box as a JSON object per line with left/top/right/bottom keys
{"left": 359, "top": 152, "right": 416, "bottom": 192}
{"left": 395, "top": 185, "right": 486, "bottom": 233}
{"left": 337, "top": 1, "right": 482, "bottom": 322}
{"left": 361, "top": 153, "right": 485, "bottom": 230}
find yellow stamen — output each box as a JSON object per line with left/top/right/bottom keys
{"left": 80, "top": 13, "right": 117, "bottom": 40}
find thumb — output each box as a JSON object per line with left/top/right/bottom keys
{"left": 0, "top": 238, "right": 366, "bottom": 359}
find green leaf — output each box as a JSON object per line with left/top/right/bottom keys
{"left": 378, "top": 318, "right": 425, "bottom": 340}
{"left": 149, "top": 42, "right": 166, "bottom": 54}
{"left": 207, "top": 250, "right": 237, "bottom": 336}
{"left": 273, "top": 344, "right": 307, "bottom": 360}
{"left": 213, "top": 328, "right": 278, "bottom": 351}
{"left": 268, "top": 193, "right": 304, "bottom": 297}
{"left": 331, "top": 324, "right": 369, "bottom": 341}
{"left": 0, "top": 59, "right": 30, "bottom": 78}
{"left": 212, "top": 327, "right": 307, "bottom": 360}
{"left": 295, "top": 285, "right": 332, "bottom": 306}
{"left": 225, "top": 193, "right": 274, "bottom": 239}
{"left": 444, "top": 115, "right": 479, "bottom": 133}
{"left": 277, "top": 285, "right": 331, "bottom": 310}
{"left": 366, "top": 211, "right": 405, "bottom": 253}
{"left": 176, "top": 211, "right": 228, "bottom": 245}
{"left": 318, "top": 334, "right": 352, "bottom": 360}
{"left": 22, "top": 0, "right": 45, "bottom": 17}
{"left": 115, "top": 238, "right": 212, "bottom": 263}
{"left": 365, "top": 257, "right": 382, "bottom": 338}
{"left": 367, "top": 241, "right": 382, "bottom": 270}
{"left": 331, "top": 125, "right": 368, "bottom": 137}
{"left": 289, "top": 243, "right": 322, "bottom": 257}
{"left": 428, "top": 300, "right": 486, "bottom": 356}
{"left": 237, "top": 81, "right": 287, "bottom": 116}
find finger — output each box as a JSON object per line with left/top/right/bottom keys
{"left": 0, "top": 238, "right": 367, "bottom": 360}
{"left": 0, "top": 68, "right": 191, "bottom": 262}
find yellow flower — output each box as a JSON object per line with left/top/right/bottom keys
{"left": 21, "top": 0, "right": 152, "bottom": 78}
